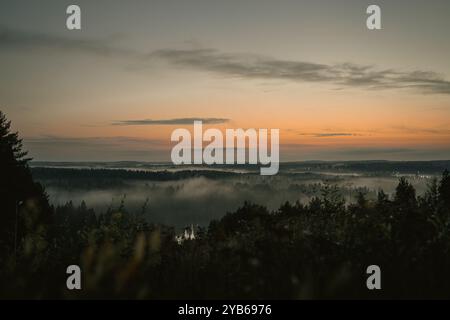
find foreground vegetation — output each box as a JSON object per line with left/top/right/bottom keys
{"left": 1, "top": 111, "right": 450, "bottom": 299}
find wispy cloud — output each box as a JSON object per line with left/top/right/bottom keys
{"left": 3, "top": 24, "right": 450, "bottom": 95}
{"left": 0, "top": 25, "right": 133, "bottom": 57}
{"left": 112, "top": 117, "right": 230, "bottom": 126}
{"left": 151, "top": 48, "right": 450, "bottom": 95}
{"left": 298, "top": 132, "right": 357, "bottom": 138}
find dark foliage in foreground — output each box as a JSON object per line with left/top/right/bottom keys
{"left": 1, "top": 111, "right": 450, "bottom": 299}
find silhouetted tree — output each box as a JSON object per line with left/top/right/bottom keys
{"left": 394, "top": 177, "right": 417, "bottom": 213}
{"left": 438, "top": 169, "right": 450, "bottom": 211}
{"left": 0, "top": 111, "right": 52, "bottom": 259}
{"left": 419, "top": 178, "right": 439, "bottom": 216}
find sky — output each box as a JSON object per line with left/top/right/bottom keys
{"left": 1, "top": 0, "right": 450, "bottom": 161}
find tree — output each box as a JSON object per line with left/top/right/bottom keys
{"left": 376, "top": 190, "right": 389, "bottom": 211}
{"left": 419, "top": 178, "right": 439, "bottom": 215}
{"left": 438, "top": 170, "right": 450, "bottom": 210}
{"left": 356, "top": 191, "right": 368, "bottom": 209}
{"left": 394, "top": 177, "right": 417, "bottom": 213}
{"left": 0, "top": 110, "right": 53, "bottom": 257}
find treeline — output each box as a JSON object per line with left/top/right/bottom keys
{"left": 1, "top": 171, "right": 449, "bottom": 299}
{"left": 31, "top": 167, "right": 241, "bottom": 183}
{"left": 280, "top": 160, "right": 450, "bottom": 174}
{"left": 31, "top": 160, "right": 450, "bottom": 175}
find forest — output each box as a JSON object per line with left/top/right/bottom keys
{"left": 1, "top": 110, "right": 450, "bottom": 299}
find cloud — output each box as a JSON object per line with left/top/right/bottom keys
{"left": 2, "top": 24, "right": 450, "bottom": 95}
{"left": 315, "top": 133, "right": 354, "bottom": 137}
{"left": 298, "top": 132, "right": 356, "bottom": 138}
{"left": 0, "top": 25, "right": 133, "bottom": 57}
{"left": 151, "top": 48, "right": 450, "bottom": 95}
{"left": 112, "top": 117, "right": 230, "bottom": 126}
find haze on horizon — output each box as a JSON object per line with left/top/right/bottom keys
{"left": 1, "top": 0, "right": 449, "bottom": 162}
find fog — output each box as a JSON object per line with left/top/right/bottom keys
{"left": 40, "top": 171, "right": 435, "bottom": 227}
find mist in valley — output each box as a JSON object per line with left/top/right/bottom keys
{"left": 36, "top": 166, "right": 436, "bottom": 227}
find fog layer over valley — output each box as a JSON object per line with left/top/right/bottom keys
{"left": 30, "top": 161, "right": 447, "bottom": 228}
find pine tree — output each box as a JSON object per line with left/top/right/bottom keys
{"left": 420, "top": 178, "right": 439, "bottom": 215}
{"left": 0, "top": 110, "right": 52, "bottom": 256}
{"left": 394, "top": 177, "right": 417, "bottom": 213}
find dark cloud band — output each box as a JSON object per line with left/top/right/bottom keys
{"left": 0, "top": 25, "right": 134, "bottom": 57}
{"left": 151, "top": 48, "right": 450, "bottom": 95}
{"left": 112, "top": 118, "right": 230, "bottom": 126}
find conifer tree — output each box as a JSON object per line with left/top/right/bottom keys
{"left": 0, "top": 110, "right": 52, "bottom": 256}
